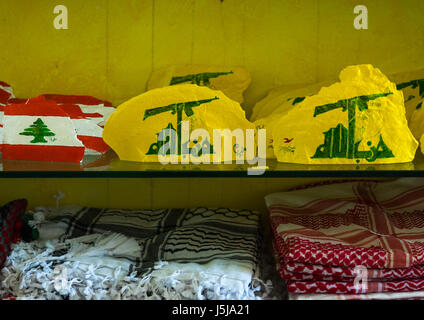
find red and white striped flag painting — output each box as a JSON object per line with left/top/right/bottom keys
{"left": 41, "top": 94, "right": 115, "bottom": 125}
{"left": 0, "top": 100, "right": 29, "bottom": 153}
{"left": 0, "top": 104, "right": 5, "bottom": 152}
{"left": 0, "top": 81, "right": 14, "bottom": 105}
{"left": 41, "top": 94, "right": 114, "bottom": 154}
{"left": 0, "top": 82, "right": 15, "bottom": 152}
{"left": 2, "top": 96, "right": 85, "bottom": 163}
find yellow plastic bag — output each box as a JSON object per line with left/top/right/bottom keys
{"left": 103, "top": 84, "right": 255, "bottom": 163}
{"left": 147, "top": 65, "right": 251, "bottom": 104}
{"left": 253, "top": 81, "right": 334, "bottom": 158}
{"left": 250, "top": 80, "right": 334, "bottom": 122}
{"left": 272, "top": 64, "right": 418, "bottom": 164}
{"left": 390, "top": 69, "right": 424, "bottom": 139}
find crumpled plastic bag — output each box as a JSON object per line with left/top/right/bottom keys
{"left": 391, "top": 69, "right": 424, "bottom": 122}
{"left": 390, "top": 69, "right": 424, "bottom": 141}
{"left": 271, "top": 64, "right": 418, "bottom": 164}
{"left": 250, "top": 80, "right": 334, "bottom": 122}
{"left": 147, "top": 65, "right": 251, "bottom": 104}
{"left": 253, "top": 81, "right": 334, "bottom": 159}
{"left": 103, "top": 84, "right": 255, "bottom": 162}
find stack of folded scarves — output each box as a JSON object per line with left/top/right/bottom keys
{"left": 1, "top": 206, "right": 268, "bottom": 300}
{"left": 266, "top": 178, "right": 424, "bottom": 300}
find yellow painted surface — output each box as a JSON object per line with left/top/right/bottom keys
{"left": 0, "top": 0, "right": 108, "bottom": 100}
{"left": 107, "top": 0, "right": 153, "bottom": 103}
{"left": 0, "top": 0, "right": 423, "bottom": 116}
{"left": 0, "top": 177, "right": 380, "bottom": 214}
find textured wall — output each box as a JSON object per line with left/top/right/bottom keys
{"left": 0, "top": 177, "right": 353, "bottom": 212}
{"left": 0, "top": 0, "right": 423, "bottom": 118}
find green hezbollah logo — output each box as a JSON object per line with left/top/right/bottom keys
{"left": 397, "top": 79, "right": 424, "bottom": 110}
{"left": 170, "top": 71, "right": 233, "bottom": 87}
{"left": 143, "top": 97, "right": 218, "bottom": 156}
{"left": 311, "top": 92, "right": 394, "bottom": 163}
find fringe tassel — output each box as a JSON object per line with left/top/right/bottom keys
{"left": 0, "top": 234, "right": 274, "bottom": 300}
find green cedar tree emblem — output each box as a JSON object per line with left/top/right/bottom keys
{"left": 19, "top": 118, "right": 56, "bottom": 143}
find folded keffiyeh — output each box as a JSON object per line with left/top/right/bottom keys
{"left": 286, "top": 278, "right": 424, "bottom": 294}
{"left": 289, "top": 291, "right": 424, "bottom": 300}
{"left": 1, "top": 206, "right": 270, "bottom": 300}
{"left": 268, "top": 178, "right": 424, "bottom": 270}
{"left": 279, "top": 259, "right": 424, "bottom": 282}
{"left": 267, "top": 178, "right": 424, "bottom": 299}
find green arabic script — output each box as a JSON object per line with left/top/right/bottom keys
{"left": 311, "top": 92, "right": 394, "bottom": 162}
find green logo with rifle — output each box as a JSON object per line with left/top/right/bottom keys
{"left": 19, "top": 118, "right": 56, "bottom": 143}
{"left": 311, "top": 92, "right": 394, "bottom": 162}
{"left": 287, "top": 96, "right": 306, "bottom": 106}
{"left": 143, "top": 97, "right": 219, "bottom": 156}
{"left": 397, "top": 79, "right": 424, "bottom": 110}
{"left": 170, "top": 71, "right": 233, "bottom": 86}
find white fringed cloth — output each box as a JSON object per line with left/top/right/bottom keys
{"left": 0, "top": 207, "right": 273, "bottom": 300}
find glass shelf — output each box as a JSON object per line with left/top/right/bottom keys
{"left": 0, "top": 150, "right": 423, "bottom": 178}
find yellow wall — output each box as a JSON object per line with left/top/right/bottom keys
{"left": 1, "top": 0, "right": 423, "bottom": 118}
{"left": 0, "top": 177, "right": 355, "bottom": 212}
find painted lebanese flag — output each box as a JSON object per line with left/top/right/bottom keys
{"left": 0, "top": 100, "right": 28, "bottom": 153}
{"left": 40, "top": 94, "right": 114, "bottom": 154}
{"left": 0, "top": 105, "right": 5, "bottom": 151}
{"left": 41, "top": 94, "right": 115, "bottom": 125}
{"left": 58, "top": 103, "right": 110, "bottom": 154}
{"left": 0, "top": 82, "right": 16, "bottom": 152}
{"left": 2, "top": 96, "right": 85, "bottom": 163}
{"left": 0, "top": 81, "right": 14, "bottom": 105}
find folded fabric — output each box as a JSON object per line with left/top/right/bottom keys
{"left": 10, "top": 206, "right": 267, "bottom": 300}
{"left": 0, "top": 199, "right": 28, "bottom": 268}
{"left": 287, "top": 278, "right": 424, "bottom": 294}
{"left": 0, "top": 232, "right": 270, "bottom": 300}
{"left": 272, "top": 238, "right": 424, "bottom": 282}
{"left": 0, "top": 233, "right": 145, "bottom": 300}
{"left": 267, "top": 178, "right": 424, "bottom": 270}
{"left": 289, "top": 291, "right": 424, "bottom": 300}
{"left": 43, "top": 206, "right": 262, "bottom": 272}
{"left": 279, "top": 259, "right": 424, "bottom": 282}
{"left": 274, "top": 240, "right": 424, "bottom": 297}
